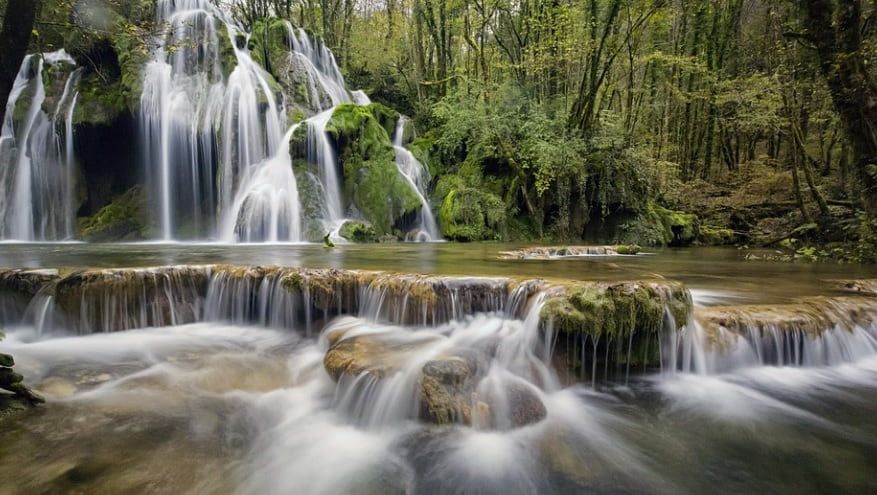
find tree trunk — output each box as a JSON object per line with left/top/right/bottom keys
{"left": 800, "top": 0, "right": 877, "bottom": 213}
{"left": 0, "top": 0, "right": 39, "bottom": 125}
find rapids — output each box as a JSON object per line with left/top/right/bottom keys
{"left": 1, "top": 244, "right": 877, "bottom": 494}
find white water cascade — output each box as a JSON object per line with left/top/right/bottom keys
{"left": 0, "top": 52, "right": 79, "bottom": 241}
{"left": 223, "top": 125, "right": 303, "bottom": 242}
{"left": 392, "top": 117, "right": 440, "bottom": 241}
{"left": 142, "top": 0, "right": 288, "bottom": 240}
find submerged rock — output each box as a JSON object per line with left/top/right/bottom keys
{"left": 498, "top": 245, "right": 641, "bottom": 260}
{"left": 831, "top": 279, "right": 877, "bottom": 296}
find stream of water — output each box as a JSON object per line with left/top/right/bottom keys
{"left": 0, "top": 244, "right": 876, "bottom": 494}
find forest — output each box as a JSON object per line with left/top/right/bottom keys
{"left": 1, "top": 0, "right": 876, "bottom": 260}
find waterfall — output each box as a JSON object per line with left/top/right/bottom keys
{"left": 392, "top": 117, "right": 440, "bottom": 241}
{"left": 307, "top": 109, "right": 345, "bottom": 228}
{"left": 0, "top": 52, "right": 78, "bottom": 241}
{"left": 142, "top": 0, "right": 287, "bottom": 240}
{"left": 664, "top": 298, "right": 877, "bottom": 375}
{"left": 223, "top": 125, "right": 303, "bottom": 242}
{"left": 284, "top": 23, "right": 351, "bottom": 107}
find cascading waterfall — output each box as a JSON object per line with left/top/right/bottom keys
{"left": 142, "top": 0, "right": 289, "bottom": 240}
{"left": 663, "top": 298, "right": 877, "bottom": 375}
{"left": 392, "top": 117, "right": 440, "bottom": 241}
{"left": 307, "top": 109, "right": 345, "bottom": 227}
{"left": 223, "top": 125, "right": 303, "bottom": 242}
{"left": 0, "top": 52, "right": 79, "bottom": 241}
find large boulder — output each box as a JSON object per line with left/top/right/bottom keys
{"left": 326, "top": 104, "right": 421, "bottom": 234}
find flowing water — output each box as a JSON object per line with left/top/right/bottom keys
{"left": 393, "top": 117, "right": 440, "bottom": 241}
{"left": 0, "top": 52, "right": 79, "bottom": 241}
{"left": 1, "top": 243, "right": 876, "bottom": 494}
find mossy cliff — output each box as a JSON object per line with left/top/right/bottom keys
{"left": 325, "top": 104, "right": 421, "bottom": 234}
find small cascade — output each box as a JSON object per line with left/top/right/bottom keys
{"left": 666, "top": 297, "right": 877, "bottom": 375}
{"left": 283, "top": 22, "right": 351, "bottom": 107}
{"left": 42, "top": 266, "right": 211, "bottom": 333}
{"left": 224, "top": 125, "right": 303, "bottom": 242}
{"left": 392, "top": 117, "right": 440, "bottom": 241}
{"left": 306, "top": 109, "right": 345, "bottom": 227}
{"left": 0, "top": 52, "right": 79, "bottom": 241}
{"left": 327, "top": 291, "right": 552, "bottom": 430}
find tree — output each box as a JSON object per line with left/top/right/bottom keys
{"left": 0, "top": 0, "right": 39, "bottom": 124}
{"left": 798, "top": 0, "right": 877, "bottom": 213}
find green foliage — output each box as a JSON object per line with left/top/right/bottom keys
{"left": 338, "top": 220, "right": 378, "bottom": 243}
{"left": 438, "top": 186, "right": 506, "bottom": 241}
{"left": 325, "top": 104, "right": 420, "bottom": 234}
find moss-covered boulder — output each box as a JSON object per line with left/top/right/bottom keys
{"left": 79, "top": 186, "right": 150, "bottom": 241}
{"left": 540, "top": 280, "right": 691, "bottom": 378}
{"left": 339, "top": 220, "right": 378, "bottom": 243}
{"left": 699, "top": 225, "right": 736, "bottom": 245}
{"left": 250, "top": 18, "right": 326, "bottom": 116}
{"left": 324, "top": 104, "right": 421, "bottom": 234}
{"left": 437, "top": 180, "right": 506, "bottom": 242}
{"left": 617, "top": 203, "right": 701, "bottom": 246}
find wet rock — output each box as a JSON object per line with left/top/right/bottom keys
{"left": 832, "top": 279, "right": 877, "bottom": 296}
{"left": 419, "top": 357, "right": 476, "bottom": 425}
{"left": 36, "top": 377, "right": 78, "bottom": 398}
{"left": 695, "top": 296, "right": 877, "bottom": 335}
{"left": 499, "top": 245, "right": 640, "bottom": 259}
{"left": 0, "top": 353, "right": 13, "bottom": 367}
{"left": 0, "top": 268, "right": 60, "bottom": 297}
{"left": 494, "top": 381, "right": 547, "bottom": 428}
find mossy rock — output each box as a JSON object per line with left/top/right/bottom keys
{"left": 541, "top": 281, "right": 691, "bottom": 339}
{"left": 64, "top": 2, "right": 153, "bottom": 123}
{"left": 79, "top": 186, "right": 149, "bottom": 241}
{"left": 438, "top": 187, "right": 506, "bottom": 242}
{"left": 617, "top": 203, "right": 701, "bottom": 246}
{"left": 699, "top": 225, "right": 736, "bottom": 245}
{"left": 291, "top": 166, "right": 326, "bottom": 241}
{"left": 654, "top": 205, "right": 700, "bottom": 246}
{"left": 338, "top": 220, "right": 378, "bottom": 243}
{"left": 325, "top": 104, "right": 420, "bottom": 234}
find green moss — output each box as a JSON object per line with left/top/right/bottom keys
{"left": 541, "top": 281, "right": 691, "bottom": 340}
{"left": 699, "top": 225, "right": 735, "bottom": 245}
{"left": 368, "top": 103, "right": 400, "bottom": 138}
{"left": 617, "top": 203, "right": 701, "bottom": 246}
{"left": 216, "top": 25, "right": 239, "bottom": 78}
{"left": 438, "top": 187, "right": 506, "bottom": 241}
{"left": 654, "top": 205, "right": 700, "bottom": 245}
{"left": 614, "top": 244, "right": 641, "bottom": 255}
{"left": 79, "top": 186, "right": 149, "bottom": 241}
{"left": 339, "top": 220, "right": 378, "bottom": 243}
{"left": 326, "top": 104, "right": 421, "bottom": 234}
